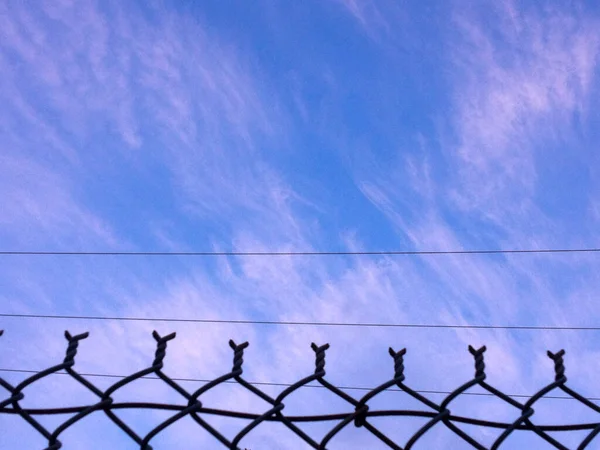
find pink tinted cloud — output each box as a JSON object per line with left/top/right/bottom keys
{"left": 1, "top": 0, "right": 299, "bottom": 242}
{"left": 0, "top": 155, "right": 116, "bottom": 248}
{"left": 448, "top": 2, "right": 600, "bottom": 219}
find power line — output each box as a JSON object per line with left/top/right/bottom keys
{"left": 1, "top": 248, "right": 600, "bottom": 257}
{"left": 1, "top": 312, "right": 597, "bottom": 331}
{"left": 0, "top": 368, "right": 588, "bottom": 401}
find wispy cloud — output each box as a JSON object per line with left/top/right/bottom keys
{"left": 0, "top": 155, "right": 116, "bottom": 248}
{"left": 350, "top": 1, "right": 600, "bottom": 441}
{"left": 447, "top": 1, "right": 600, "bottom": 226}
{"left": 333, "top": 0, "right": 392, "bottom": 36}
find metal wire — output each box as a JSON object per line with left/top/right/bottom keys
{"left": 3, "top": 311, "right": 597, "bottom": 331}
{"left": 2, "top": 328, "right": 600, "bottom": 449}
{"left": 4, "top": 366, "right": 595, "bottom": 401}
{"left": 2, "top": 247, "right": 600, "bottom": 256}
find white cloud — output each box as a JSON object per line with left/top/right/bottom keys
{"left": 0, "top": 154, "right": 116, "bottom": 248}
{"left": 447, "top": 1, "right": 600, "bottom": 223}
{"left": 332, "top": 0, "right": 398, "bottom": 41}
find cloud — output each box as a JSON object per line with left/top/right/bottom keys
{"left": 1, "top": 0, "right": 299, "bottom": 243}
{"left": 331, "top": 0, "right": 403, "bottom": 42}
{"left": 348, "top": 1, "right": 600, "bottom": 444}
{"left": 0, "top": 0, "right": 140, "bottom": 150}
{"left": 0, "top": 154, "right": 117, "bottom": 248}
{"left": 447, "top": 0, "right": 600, "bottom": 224}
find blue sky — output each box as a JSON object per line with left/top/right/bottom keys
{"left": 2, "top": 0, "right": 600, "bottom": 448}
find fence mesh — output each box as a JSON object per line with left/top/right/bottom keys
{"left": 1, "top": 329, "right": 600, "bottom": 449}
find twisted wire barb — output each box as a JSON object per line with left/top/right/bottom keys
{"left": 1, "top": 329, "right": 600, "bottom": 449}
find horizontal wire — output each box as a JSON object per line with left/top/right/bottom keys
{"left": 1, "top": 312, "right": 598, "bottom": 331}
{"left": 1, "top": 248, "right": 600, "bottom": 256}
{"left": 0, "top": 368, "right": 590, "bottom": 401}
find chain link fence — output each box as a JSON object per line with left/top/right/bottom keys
{"left": 1, "top": 329, "right": 599, "bottom": 449}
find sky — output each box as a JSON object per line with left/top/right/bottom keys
{"left": 1, "top": 0, "right": 600, "bottom": 448}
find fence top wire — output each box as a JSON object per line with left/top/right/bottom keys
{"left": 2, "top": 328, "right": 600, "bottom": 450}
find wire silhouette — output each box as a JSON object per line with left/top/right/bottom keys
{"left": 2, "top": 329, "right": 600, "bottom": 449}
{"left": 0, "top": 367, "right": 595, "bottom": 401}
{"left": 1, "top": 312, "right": 598, "bottom": 331}
{"left": 2, "top": 247, "right": 600, "bottom": 256}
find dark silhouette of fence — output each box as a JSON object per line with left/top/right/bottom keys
{"left": 1, "top": 328, "right": 599, "bottom": 449}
